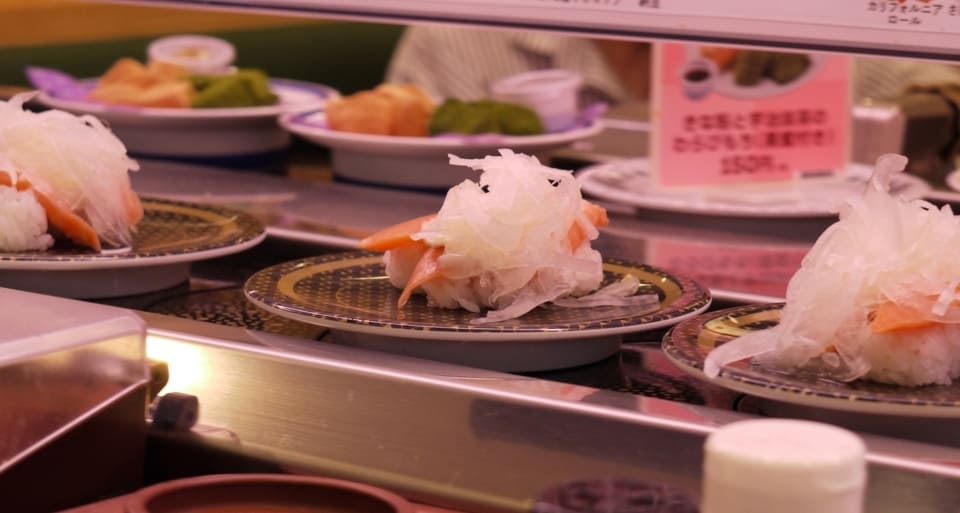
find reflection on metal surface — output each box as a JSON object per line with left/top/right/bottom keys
{"left": 147, "top": 335, "right": 211, "bottom": 394}
{"left": 143, "top": 313, "right": 960, "bottom": 513}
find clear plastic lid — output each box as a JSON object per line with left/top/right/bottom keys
{"left": 0, "top": 288, "right": 147, "bottom": 471}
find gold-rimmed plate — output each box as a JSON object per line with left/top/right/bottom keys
{"left": 662, "top": 303, "right": 960, "bottom": 417}
{"left": 244, "top": 251, "right": 711, "bottom": 371}
{"left": 0, "top": 198, "right": 266, "bottom": 298}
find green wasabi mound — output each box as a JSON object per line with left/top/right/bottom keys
{"left": 190, "top": 69, "right": 278, "bottom": 108}
{"left": 429, "top": 99, "right": 545, "bottom": 136}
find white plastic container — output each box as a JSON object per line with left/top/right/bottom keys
{"left": 702, "top": 419, "right": 867, "bottom": 513}
{"left": 490, "top": 69, "right": 583, "bottom": 132}
{"left": 148, "top": 34, "right": 236, "bottom": 75}
{"left": 0, "top": 288, "right": 147, "bottom": 472}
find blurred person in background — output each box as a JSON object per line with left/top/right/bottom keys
{"left": 387, "top": 24, "right": 960, "bottom": 105}
{"left": 386, "top": 25, "right": 651, "bottom": 106}
{"left": 855, "top": 56, "right": 960, "bottom": 101}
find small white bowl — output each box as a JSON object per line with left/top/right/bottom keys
{"left": 490, "top": 69, "right": 583, "bottom": 132}
{"left": 148, "top": 34, "right": 236, "bottom": 75}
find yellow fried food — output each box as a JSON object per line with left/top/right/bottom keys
{"left": 88, "top": 58, "right": 193, "bottom": 108}
{"left": 700, "top": 46, "right": 741, "bottom": 71}
{"left": 326, "top": 83, "right": 436, "bottom": 136}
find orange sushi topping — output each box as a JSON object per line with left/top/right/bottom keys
{"left": 0, "top": 171, "right": 101, "bottom": 251}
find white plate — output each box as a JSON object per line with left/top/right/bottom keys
{"left": 280, "top": 110, "right": 605, "bottom": 189}
{"left": 576, "top": 159, "right": 931, "bottom": 218}
{"left": 36, "top": 78, "right": 336, "bottom": 121}
{"left": 35, "top": 79, "right": 339, "bottom": 157}
{"left": 663, "top": 303, "right": 960, "bottom": 418}
{"left": 244, "top": 252, "right": 711, "bottom": 372}
{"left": 712, "top": 54, "right": 822, "bottom": 100}
{"left": 0, "top": 198, "right": 266, "bottom": 298}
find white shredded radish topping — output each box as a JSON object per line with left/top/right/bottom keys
{"left": 704, "top": 154, "right": 960, "bottom": 382}
{"left": 552, "top": 275, "right": 659, "bottom": 311}
{"left": 401, "top": 149, "right": 639, "bottom": 323}
{"left": 0, "top": 92, "right": 140, "bottom": 247}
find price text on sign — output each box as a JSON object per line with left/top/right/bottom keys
{"left": 673, "top": 109, "right": 837, "bottom": 178}
{"left": 652, "top": 43, "right": 851, "bottom": 187}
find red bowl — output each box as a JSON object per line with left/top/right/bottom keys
{"left": 124, "top": 474, "right": 415, "bottom": 513}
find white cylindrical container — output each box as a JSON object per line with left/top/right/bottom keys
{"left": 490, "top": 69, "right": 583, "bottom": 132}
{"left": 148, "top": 34, "right": 236, "bottom": 75}
{"left": 702, "top": 419, "right": 866, "bottom": 513}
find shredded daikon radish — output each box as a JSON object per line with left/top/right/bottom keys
{"left": 704, "top": 154, "right": 960, "bottom": 386}
{"left": 551, "top": 275, "right": 660, "bottom": 310}
{"left": 0, "top": 92, "right": 140, "bottom": 247}
{"left": 408, "top": 149, "right": 622, "bottom": 323}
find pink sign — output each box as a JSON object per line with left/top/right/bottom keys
{"left": 652, "top": 43, "right": 852, "bottom": 187}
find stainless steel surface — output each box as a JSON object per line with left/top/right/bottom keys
{"left": 141, "top": 313, "right": 960, "bottom": 513}
{"left": 123, "top": 151, "right": 960, "bottom": 512}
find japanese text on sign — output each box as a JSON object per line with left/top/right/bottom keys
{"left": 865, "top": 0, "right": 960, "bottom": 26}
{"left": 652, "top": 43, "right": 850, "bottom": 187}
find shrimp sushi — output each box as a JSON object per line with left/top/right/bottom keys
{"left": 359, "top": 149, "right": 650, "bottom": 323}
{"left": 0, "top": 93, "right": 142, "bottom": 252}
{"left": 705, "top": 154, "right": 960, "bottom": 386}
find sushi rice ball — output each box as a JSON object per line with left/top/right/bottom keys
{"left": 0, "top": 186, "right": 53, "bottom": 251}
{"left": 705, "top": 154, "right": 960, "bottom": 387}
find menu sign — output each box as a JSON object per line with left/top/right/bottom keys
{"left": 651, "top": 42, "right": 852, "bottom": 187}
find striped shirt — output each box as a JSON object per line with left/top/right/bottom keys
{"left": 385, "top": 25, "right": 633, "bottom": 105}
{"left": 855, "top": 57, "right": 960, "bottom": 101}
{"left": 387, "top": 25, "right": 960, "bottom": 105}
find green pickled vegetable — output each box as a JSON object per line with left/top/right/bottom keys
{"left": 768, "top": 52, "right": 812, "bottom": 85}
{"left": 732, "top": 51, "right": 773, "bottom": 87}
{"left": 429, "top": 98, "right": 545, "bottom": 136}
{"left": 190, "top": 69, "right": 278, "bottom": 108}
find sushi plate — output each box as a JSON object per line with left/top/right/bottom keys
{"left": 576, "top": 159, "right": 931, "bottom": 218}
{"left": 662, "top": 303, "right": 960, "bottom": 418}
{"left": 36, "top": 78, "right": 337, "bottom": 121}
{"left": 244, "top": 251, "right": 712, "bottom": 372}
{"left": 279, "top": 110, "right": 605, "bottom": 190}
{"left": 0, "top": 198, "right": 266, "bottom": 299}
{"left": 33, "top": 79, "right": 339, "bottom": 157}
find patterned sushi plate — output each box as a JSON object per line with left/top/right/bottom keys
{"left": 662, "top": 303, "right": 960, "bottom": 418}
{"left": 243, "top": 251, "right": 712, "bottom": 372}
{"left": 0, "top": 198, "right": 266, "bottom": 299}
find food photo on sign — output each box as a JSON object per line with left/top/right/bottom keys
{"left": 650, "top": 42, "right": 852, "bottom": 194}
